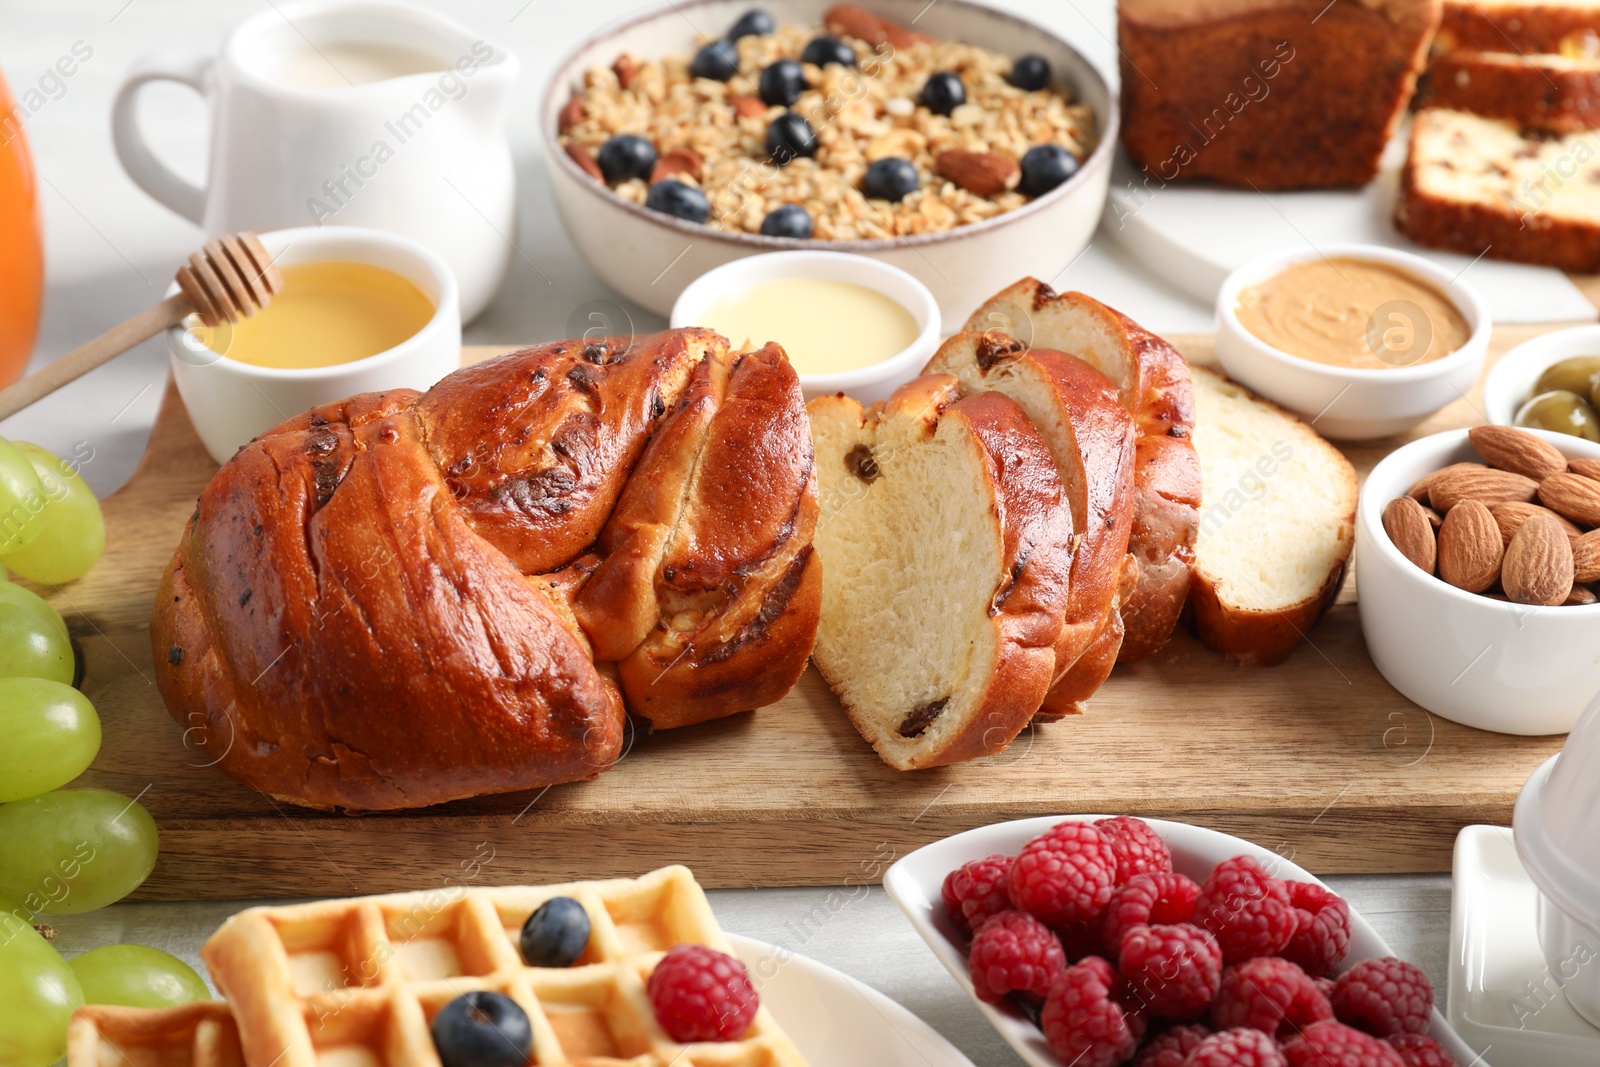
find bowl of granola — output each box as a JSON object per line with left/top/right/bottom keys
{"left": 541, "top": 0, "right": 1114, "bottom": 322}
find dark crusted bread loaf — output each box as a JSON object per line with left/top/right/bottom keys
{"left": 1119, "top": 0, "right": 1442, "bottom": 189}
{"left": 152, "top": 331, "right": 820, "bottom": 811}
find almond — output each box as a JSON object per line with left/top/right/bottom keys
{"left": 1573, "top": 529, "right": 1600, "bottom": 582}
{"left": 730, "top": 94, "right": 768, "bottom": 119}
{"left": 1469, "top": 425, "right": 1569, "bottom": 481}
{"left": 1503, "top": 513, "right": 1575, "bottom": 605}
{"left": 1408, "top": 462, "right": 1484, "bottom": 507}
{"left": 1422, "top": 504, "right": 1442, "bottom": 530}
{"left": 823, "top": 3, "right": 933, "bottom": 48}
{"left": 1429, "top": 465, "right": 1539, "bottom": 511}
{"left": 1383, "top": 497, "right": 1436, "bottom": 574}
{"left": 612, "top": 53, "right": 639, "bottom": 89}
{"left": 1491, "top": 501, "right": 1582, "bottom": 545}
{"left": 934, "top": 150, "right": 1020, "bottom": 197}
{"left": 564, "top": 142, "right": 604, "bottom": 182}
{"left": 1565, "top": 584, "right": 1597, "bottom": 606}
{"left": 1438, "top": 500, "right": 1505, "bottom": 592}
{"left": 1539, "top": 471, "right": 1600, "bottom": 526}
{"left": 1569, "top": 457, "right": 1600, "bottom": 481}
{"left": 558, "top": 96, "right": 585, "bottom": 134}
{"left": 651, "top": 147, "right": 704, "bottom": 183}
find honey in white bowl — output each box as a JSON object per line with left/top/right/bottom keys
{"left": 198, "top": 260, "right": 435, "bottom": 369}
{"left": 701, "top": 278, "right": 920, "bottom": 376}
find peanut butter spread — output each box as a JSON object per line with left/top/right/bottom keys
{"left": 1235, "top": 257, "right": 1470, "bottom": 370}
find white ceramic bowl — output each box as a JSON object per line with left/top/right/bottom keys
{"left": 670, "top": 250, "right": 939, "bottom": 402}
{"left": 1356, "top": 428, "right": 1600, "bottom": 735}
{"left": 540, "top": 0, "right": 1116, "bottom": 324}
{"left": 1216, "top": 244, "right": 1490, "bottom": 440}
{"left": 167, "top": 225, "right": 461, "bottom": 465}
{"left": 1514, "top": 695, "right": 1600, "bottom": 1029}
{"left": 883, "top": 815, "right": 1481, "bottom": 1067}
{"left": 1484, "top": 323, "right": 1600, "bottom": 429}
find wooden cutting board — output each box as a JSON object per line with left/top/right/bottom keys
{"left": 53, "top": 328, "right": 1567, "bottom": 901}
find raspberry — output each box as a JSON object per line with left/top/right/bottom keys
{"left": 967, "top": 910, "right": 1066, "bottom": 1003}
{"left": 1280, "top": 881, "right": 1351, "bottom": 977}
{"left": 1332, "top": 957, "right": 1433, "bottom": 1037}
{"left": 1132, "top": 1024, "right": 1211, "bottom": 1067}
{"left": 1211, "top": 957, "right": 1333, "bottom": 1040}
{"left": 942, "top": 854, "right": 1015, "bottom": 936}
{"left": 646, "top": 944, "right": 759, "bottom": 1042}
{"left": 1097, "top": 816, "right": 1174, "bottom": 882}
{"left": 1009, "top": 821, "right": 1120, "bottom": 928}
{"left": 1282, "top": 1020, "right": 1404, "bottom": 1067}
{"left": 1313, "top": 976, "right": 1336, "bottom": 1002}
{"left": 1194, "top": 856, "right": 1295, "bottom": 964}
{"left": 1118, "top": 924, "right": 1223, "bottom": 1019}
{"left": 1388, "top": 1034, "right": 1457, "bottom": 1067}
{"left": 1042, "top": 957, "right": 1147, "bottom": 1067}
{"left": 1105, "top": 872, "right": 1202, "bottom": 953}
{"left": 1182, "top": 1028, "right": 1288, "bottom": 1067}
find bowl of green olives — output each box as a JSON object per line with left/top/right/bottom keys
{"left": 1485, "top": 326, "right": 1600, "bottom": 442}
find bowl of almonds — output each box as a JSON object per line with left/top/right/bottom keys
{"left": 1357, "top": 425, "right": 1600, "bottom": 735}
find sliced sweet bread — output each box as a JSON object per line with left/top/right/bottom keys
{"left": 1420, "top": 49, "right": 1600, "bottom": 131}
{"left": 962, "top": 282, "right": 1201, "bottom": 663}
{"left": 1435, "top": 0, "right": 1600, "bottom": 54}
{"left": 808, "top": 376, "right": 1073, "bottom": 770}
{"left": 1396, "top": 107, "right": 1600, "bottom": 270}
{"left": 923, "top": 331, "right": 1136, "bottom": 717}
{"left": 1187, "top": 367, "right": 1357, "bottom": 666}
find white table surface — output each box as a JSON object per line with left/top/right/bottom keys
{"left": 4, "top": 2, "right": 1454, "bottom": 1063}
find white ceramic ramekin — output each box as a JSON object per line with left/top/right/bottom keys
{"left": 1356, "top": 428, "right": 1600, "bottom": 735}
{"left": 1514, "top": 695, "right": 1600, "bottom": 1027}
{"left": 541, "top": 0, "right": 1116, "bottom": 324}
{"left": 670, "top": 250, "right": 939, "bottom": 403}
{"left": 167, "top": 225, "right": 461, "bottom": 464}
{"left": 1216, "top": 244, "right": 1490, "bottom": 440}
{"left": 1484, "top": 323, "right": 1600, "bottom": 429}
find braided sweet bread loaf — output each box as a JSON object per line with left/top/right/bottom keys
{"left": 152, "top": 330, "right": 820, "bottom": 811}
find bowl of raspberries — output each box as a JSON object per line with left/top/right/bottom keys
{"left": 884, "top": 814, "right": 1481, "bottom": 1067}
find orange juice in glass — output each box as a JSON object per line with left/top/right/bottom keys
{"left": 0, "top": 70, "right": 44, "bottom": 388}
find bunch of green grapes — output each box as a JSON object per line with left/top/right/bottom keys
{"left": 0, "top": 441, "right": 203, "bottom": 1067}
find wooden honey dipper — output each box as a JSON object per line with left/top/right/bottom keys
{"left": 0, "top": 232, "right": 283, "bottom": 422}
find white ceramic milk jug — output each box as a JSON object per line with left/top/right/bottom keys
{"left": 113, "top": 1, "right": 517, "bottom": 321}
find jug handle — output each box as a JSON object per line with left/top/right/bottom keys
{"left": 112, "top": 50, "right": 212, "bottom": 225}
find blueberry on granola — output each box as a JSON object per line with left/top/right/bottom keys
{"left": 759, "top": 59, "right": 807, "bottom": 107}
{"left": 760, "top": 203, "right": 813, "bottom": 238}
{"left": 765, "top": 113, "right": 818, "bottom": 164}
{"left": 596, "top": 134, "right": 657, "bottom": 184}
{"left": 645, "top": 179, "right": 712, "bottom": 223}
{"left": 691, "top": 39, "right": 740, "bottom": 82}
{"left": 919, "top": 71, "right": 966, "bottom": 116}
{"left": 863, "top": 158, "right": 919, "bottom": 202}
{"left": 1019, "top": 143, "right": 1079, "bottom": 196}
{"left": 1007, "top": 54, "right": 1052, "bottom": 92}
{"left": 801, "top": 35, "right": 855, "bottom": 68}
{"left": 727, "top": 8, "right": 775, "bottom": 40}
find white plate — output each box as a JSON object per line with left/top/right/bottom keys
{"left": 884, "top": 815, "right": 1482, "bottom": 1067}
{"left": 1449, "top": 825, "right": 1600, "bottom": 1067}
{"left": 730, "top": 933, "right": 975, "bottom": 1066}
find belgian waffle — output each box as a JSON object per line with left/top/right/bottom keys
{"left": 69, "top": 1001, "right": 242, "bottom": 1067}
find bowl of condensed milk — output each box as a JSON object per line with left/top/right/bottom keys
{"left": 670, "top": 251, "right": 940, "bottom": 403}
{"left": 1215, "top": 244, "right": 1489, "bottom": 440}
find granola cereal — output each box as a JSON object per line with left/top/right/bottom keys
{"left": 557, "top": 5, "right": 1096, "bottom": 241}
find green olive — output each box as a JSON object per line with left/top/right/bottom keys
{"left": 1535, "top": 356, "right": 1600, "bottom": 398}
{"left": 1515, "top": 389, "right": 1600, "bottom": 441}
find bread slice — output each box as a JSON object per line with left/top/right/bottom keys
{"left": 963, "top": 282, "right": 1201, "bottom": 663}
{"left": 1420, "top": 49, "right": 1600, "bottom": 131}
{"left": 1187, "top": 368, "right": 1357, "bottom": 666}
{"left": 1396, "top": 107, "right": 1600, "bottom": 271}
{"left": 923, "top": 332, "right": 1136, "bottom": 717}
{"left": 1436, "top": 0, "right": 1600, "bottom": 54}
{"left": 808, "top": 377, "right": 1073, "bottom": 770}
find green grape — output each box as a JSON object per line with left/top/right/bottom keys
{"left": 1, "top": 444, "right": 105, "bottom": 585}
{"left": 0, "top": 581, "right": 72, "bottom": 683}
{"left": 0, "top": 438, "right": 47, "bottom": 555}
{"left": 69, "top": 944, "right": 209, "bottom": 1009}
{"left": 0, "top": 912, "right": 83, "bottom": 1067}
{"left": 0, "top": 789, "right": 160, "bottom": 915}
{"left": 0, "top": 678, "right": 101, "bottom": 802}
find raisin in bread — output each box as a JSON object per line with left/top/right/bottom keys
{"left": 1419, "top": 49, "right": 1600, "bottom": 131}
{"left": 808, "top": 377, "right": 1073, "bottom": 770}
{"left": 923, "top": 332, "right": 1137, "bottom": 717}
{"left": 1119, "top": 0, "right": 1442, "bottom": 189}
{"left": 1187, "top": 368, "right": 1357, "bottom": 665}
{"left": 962, "top": 282, "right": 1201, "bottom": 662}
{"left": 1396, "top": 107, "right": 1600, "bottom": 270}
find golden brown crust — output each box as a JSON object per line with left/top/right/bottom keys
{"left": 1187, "top": 563, "right": 1347, "bottom": 666}
{"left": 1435, "top": 1, "right": 1600, "bottom": 53}
{"left": 1419, "top": 50, "right": 1600, "bottom": 132}
{"left": 152, "top": 331, "right": 818, "bottom": 811}
{"left": 1118, "top": 0, "right": 1440, "bottom": 189}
